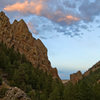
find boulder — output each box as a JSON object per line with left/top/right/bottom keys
{"left": 3, "top": 87, "right": 31, "bottom": 100}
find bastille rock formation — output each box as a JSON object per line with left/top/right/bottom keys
{"left": 0, "top": 11, "right": 59, "bottom": 79}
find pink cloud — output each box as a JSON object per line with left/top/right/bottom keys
{"left": 57, "top": 15, "right": 80, "bottom": 24}
{"left": 4, "top": 1, "right": 43, "bottom": 15}
{"left": 66, "top": 15, "right": 80, "bottom": 21}
{"left": 4, "top": 0, "right": 80, "bottom": 24}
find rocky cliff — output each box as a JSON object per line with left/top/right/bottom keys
{"left": 0, "top": 11, "right": 59, "bottom": 79}
{"left": 70, "top": 61, "right": 100, "bottom": 84}
{"left": 84, "top": 61, "right": 100, "bottom": 77}
{"left": 70, "top": 71, "right": 83, "bottom": 84}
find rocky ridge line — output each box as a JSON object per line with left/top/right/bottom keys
{"left": 70, "top": 61, "right": 100, "bottom": 84}
{"left": 0, "top": 11, "right": 59, "bottom": 79}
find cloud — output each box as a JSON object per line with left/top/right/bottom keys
{"left": 0, "top": 0, "right": 13, "bottom": 9}
{"left": 4, "top": 1, "right": 43, "bottom": 15}
{"left": 57, "top": 15, "right": 80, "bottom": 24}
{"left": 4, "top": 0, "right": 80, "bottom": 25}
{"left": 59, "top": 73, "right": 67, "bottom": 78}
{"left": 3, "top": 0, "right": 100, "bottom": 25}
{"left": 27, "top": 22, "right": 39, "bottom": 34}
{"left": 79, "top": 0, "right": 100, "bottom": 22}
{"left": 98, "top": 25, "right": 100, "bottom": 28}
{"left": 66, "top": 15, "right": 79, "bottom": 21}
{"left": 63, "top": 0, "right": 76, "bottom": 8}
{"left": 39, "top": 36, "right": 48, "bottom": 39}
{"left": 2, "top": 0, "right": 100, "bottom": 38}
{"left": 80, "top": 25, "right": 88, "bottom": 29}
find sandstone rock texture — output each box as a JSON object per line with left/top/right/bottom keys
{"left": 70, "top": 71, "right": 83, "bottom": 84}
{"left": 0, "top": 11, "right": 59, "bottom": 79}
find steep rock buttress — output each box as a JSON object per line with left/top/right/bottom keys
{"left": 0, "top": 11, "right": 59, "bottom": 79}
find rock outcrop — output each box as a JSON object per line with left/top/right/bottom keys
{"left": 0, "top": 11, "right": 59, "bottom": 79}
{"left": 70, "top": 71, "right": 83, "bottom": 84}
{"left": 70, "top": 61, "right": 100, "bottom": 84}
{"left": 84, "top": 61, "right": 100, "bottom": 77}
{"left": 0, "top": 82, "right": 31, "bottom": 100}
{"left": 3, "top": 87, "right": 31, "bottom": 100}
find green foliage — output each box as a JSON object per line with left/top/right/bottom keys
{"left": 0, "top": 88, "right": 8, "bottom": 98}
{"left": 64, "top": 83, "right": 76, "bottom": 100}
{"left": 49, "top": 87, "right": 61, "bottom": 100}
{"left": 83, "top": 68, "right": 100, "bottom": 85}
{"left": 1, "top": 42, "right": 100, "bottom": 100}
{"left": 63, "top": 72, "right": 100, "bottom": 100}
{"left": 93, "top": 84, "right": 100, "bottom": 99}
{"left": 0, "top": 76, "right": 2, "bottom": 85}
{"left": 0, "top": 42, "right": 63, "bottom": 100}
{"left": 28, "top": 90, "right": 36, "bottom": 100}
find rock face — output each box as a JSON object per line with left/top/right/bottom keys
{"left": 70, "top": 61, "right": 100, "bottom": 84}
{"left": 84, "top": 61, "right": 100, "bottom": 77}
{"left": 0, "top": 82, "right": 31, "bottom": 100}
{"left": 70, "top": 71, "right": 83, "bottom": 84}
{"left": 3, "top": 87, "right": 31, "bottom": 100}
{"left": 0, "top": 11, "right": 59, "bottom": 79}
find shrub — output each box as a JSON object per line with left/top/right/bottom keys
{"left": 0, "top": 88, "right": 8, "bottom": 98}
{"left": 0, "top": 76, "right": 2, "bottom": 85}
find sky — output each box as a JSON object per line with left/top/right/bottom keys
{"left": 0, "top": 0, "right": 100, "bottom": 79}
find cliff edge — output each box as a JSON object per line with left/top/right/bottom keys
{"left": 0, "top": 11, "right": 59, "bottom": 79}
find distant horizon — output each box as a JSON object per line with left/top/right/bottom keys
{"left": 53, "top": 60, "right": 100, "bottom": 80}
{"left": 1, "top": 0, "right": 100, "bottom": 80}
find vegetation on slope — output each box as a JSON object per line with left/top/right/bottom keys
{"left": 0, "top": 42, "right": 64, "bottom": 100}
{"left": 1, "top": 42, "right": 100, "bottom": 100}
{"left": 63, "top": 68, "right": 100, "bottom": 100}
